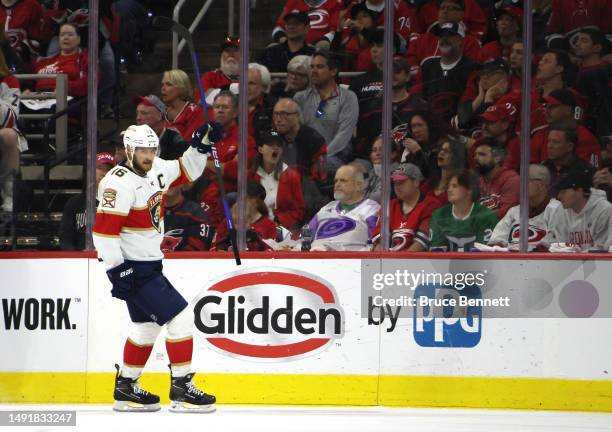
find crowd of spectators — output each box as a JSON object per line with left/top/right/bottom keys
{"left": 2, "top": 0, "right": 612, "bottom": 254}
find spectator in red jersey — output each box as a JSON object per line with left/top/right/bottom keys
{"left": 421, "top": 135, "right": 468, "bottom": 205}
{"left": 542, "top": 122, "right": 595, "bottom": 197}
{"left": 260, "top": 11, "right": 315, "bottom": 74}
{"left": 214, "top": 181, "right": 277, "bottom": 251}
{"left": 211, "top": 90, "right": 256, "bottom": 164}
{"left": 273, "top": 0, "right": 342, "bottom": 49}
{"left": 133, "top": 94, "right": 187, "bottom": 161}
{"left": 546, "top": 0, "right": 611, "bottom": 49}
{"left": 479, "top": 6, "right": 522, "bottom": 63}
{"left": 270, "top": 54, "right": 312, "bottom": 99}
{"left": 198, "top": 36, "right": 240, "bottom": 105}
{"left": 500, "top": 49, "right": 581, "bottom": 136}
{"left": 160, "top": 69, "right": 204, "bottom": 142}
{"left": 475, "top": 101, "right": 520, "bottom": 172}
{"left": 412, "top": 21, "right": 479, "bottom": 122}
{"left": 407, "top": 0, "right": 482, "bottom": 77}
{"left": 372, "top": 163, "right": 440, "bottom": 251}
{"left": 458, "top": 58, "right": 515, "bottom": 132}
{"left": 415, "top": 0, "right": 487, "bottom": 40}
{"left": 0, "top": 48, "right": 23, "bottom": 213}
{"left": 531, "top": 89, "right": 601, "bottom": 168}
{"left": 248, "top": 63, "right": 276, "bottom": 145}
{"left": 474, "top": 141, "right": 520, "bottom": 218}
{"left": 0, "top": 0, "right": 52, "bottom": 65}
{"left": 573, "top": 28, "right": 612, "bottom": 137}
{"left": 29, "top": 23, "right": 87, "bottom": 97}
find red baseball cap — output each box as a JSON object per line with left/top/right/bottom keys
{"left": 132, "top": 94, "right": 166, "bottom": 114}
{"left": 481, "top": 102, "right": 517, "bottom": 122}
{"left": 96, "top": 152, "right": 116, "bottom": 169}
{"left": 497, "top": 6, "right": 523, "bottom": 21}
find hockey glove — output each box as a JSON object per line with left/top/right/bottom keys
{"left": 106, "top": 262, "right": 135, "bottom": 300}
{"left": 191, "top": 122, "right": 222, "bottom": 155}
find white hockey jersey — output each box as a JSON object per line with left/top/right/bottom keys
{"left": 550, "top": 189, "right": 612, "bottom": 252}
{"left": 489, "top": 199, "right": 560, "bottom": 251}
{"left": 93, "top": 146, "right": 207, "bottom": 269}
{"left": 308, "top": 198, "right": 380, "bottom": 251}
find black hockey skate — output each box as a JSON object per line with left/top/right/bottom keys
{"left": 113, "top": 364, "right": 161, "bottom": 412}
{"left": 169, "top": 367, "right": 216, "bottom": 413}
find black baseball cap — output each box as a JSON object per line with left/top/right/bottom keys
{"left": 350, "top": 3, "right": 376, "bottom": 20}
{"left": 431, "top": 21, "right": 466, "bottom": 38}
{"left": 257, "top": 130, "right": 284, "bottom": 147}
{"left": 284, "top": 11, "right": 310, "bottom": 25}
{"left": 544, "top": 89, "right": 577, "bottom": 107}
{"left": 481, "top": 57, "right": 510, "bottom": 74}
{"left": 555, "top": 168, "right": 593, "bottom": 191}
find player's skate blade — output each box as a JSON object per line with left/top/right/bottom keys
{"left": 169, "top": 401, "right": 216, "bottom": 413}
{"left": 113, "top": 400, "right": 161, "bottom": 412}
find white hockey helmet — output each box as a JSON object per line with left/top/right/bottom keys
{"left": 123, "top": 124, "right": 159, "bottom": 151}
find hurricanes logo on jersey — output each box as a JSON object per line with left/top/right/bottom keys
{"left": 147, "top": 192, "right": 163, "bottom": 233}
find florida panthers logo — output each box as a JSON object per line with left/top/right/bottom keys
{"left": 148, "top": 192, "right": 163, "bottom": 233}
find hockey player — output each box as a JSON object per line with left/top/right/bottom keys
{"left": 93, "top": 123, "right": 220, "bottom": 413}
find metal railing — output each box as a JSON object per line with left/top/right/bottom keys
{"left": 15, "top": 74, "right": 68, "bottom": 157}
{"left": 172, "top": 0, "right": 236, "bottom": 69}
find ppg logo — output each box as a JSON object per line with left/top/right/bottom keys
{"left": 413, "top": 284, "right": 482, "bottom": 348}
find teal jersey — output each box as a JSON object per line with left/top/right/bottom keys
{"left": 429, "top": 203, "right": 499, "bottom": 251}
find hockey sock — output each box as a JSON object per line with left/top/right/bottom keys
{"left": 122, "top": 338, "right": 154, "bottom": 379}
{"left": 166, "top": 337, "right": 193, "bottom": 377}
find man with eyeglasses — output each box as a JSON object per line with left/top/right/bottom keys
{"left": 272, "top": 98, "right": 327, "bottom": 181}
{"left": 293, "top": 50, "right": 358, "bottom": 178}
{"left": 260, "top": 11, "right": 315, "bottom": 73}
{"left": 488, "top": 164, "right": 560, "bottom": 251}
{"left": 414, "top": 0, "right": 487, "bottom": 41}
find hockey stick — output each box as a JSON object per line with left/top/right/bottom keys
{"left": 153, "top": 16, "right": 241, "bottom": 265}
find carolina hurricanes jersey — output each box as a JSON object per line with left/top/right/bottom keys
{"left": 273, "top": 0, "right": 342, "bottom": 44}
{"left": 489, "top": 199, "right": 560, "bottom": 250}
{"left": 34, "top": 49, "right": 88, "bottom": 97}
{"left": 308, "top": 198, "right": 380, "bottom": 251}
{"left": 93, "top": 147, "right": 207, "bottom": 269}
{"left": 0, "top": 0, "right": 52, "bottom": 55}
{"left": 164, "top": 102, "right": 204, "bottom": 142}
{"left": 371, "top": 195, "right": 439, "bottom": 251}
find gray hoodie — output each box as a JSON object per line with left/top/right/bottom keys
{"left": 550, "top": 189, "right": 612, "bottom": 251}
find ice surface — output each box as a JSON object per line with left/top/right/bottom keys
{"left": 1, "top": 405, "right": 611, "bottom": 432}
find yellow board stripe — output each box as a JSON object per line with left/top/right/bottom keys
{"left": 1, "top": 374, "right": 611, "bottom": 412}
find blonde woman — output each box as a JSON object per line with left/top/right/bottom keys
{"left": 161, "top": 69, "right": 204, "bottom": 141}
